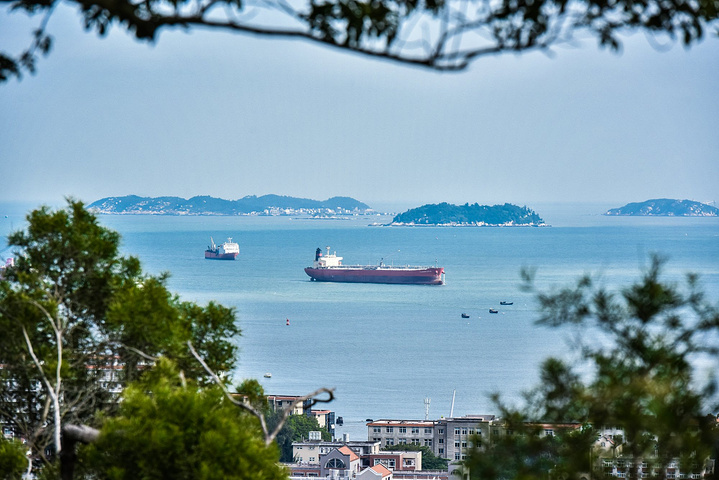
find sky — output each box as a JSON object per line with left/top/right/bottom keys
{"left": 1, "top": 6, "right": 718, "bottom": 212}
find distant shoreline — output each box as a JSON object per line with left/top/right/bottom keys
{"left": 380, "top": 222, "right": 551, "bottom": 227}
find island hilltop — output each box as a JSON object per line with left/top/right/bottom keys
{"left": 605, "top": 199, "right": 719, "bottom": 216}
{"left": 88, "top": 195, "right": 373, "bottom": 216}
{"left": 390, "top": 202, "right": 546, "bottom": 226}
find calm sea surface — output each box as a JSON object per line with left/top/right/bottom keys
{"left": 1, "top": 202, "right": 718, "bottom": 440}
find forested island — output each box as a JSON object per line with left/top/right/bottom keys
{"left": 605, "top": 199, "right": 718, "bottom": 216}
{"left": 390, "top": 202, "right": 546, "bottom": 226}
{"left": 88, "top": 195, "right": 372, "bottom": 215}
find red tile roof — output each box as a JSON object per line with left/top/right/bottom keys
{"left": 371, "top": 464, "right": 392, "bottom": 478}
{"left": 338, "top": 446, "right": 359, "bottom": 462}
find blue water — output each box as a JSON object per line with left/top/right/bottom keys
{"left": 1, "top": 203, "right": 718, "bottom": 440}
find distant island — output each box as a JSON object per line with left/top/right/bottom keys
{"left": 390, "top": 202, "right": 546, "bottom": 226}
{"left": 88, "top": 195, "right": 372, "bottom": 216}
{"left": 604, "top": 199, "right": 719, "bottom": 216}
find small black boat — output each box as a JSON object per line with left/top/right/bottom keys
{"left": 489, "top": 309, "right": 498, "bottom": 314}
{"left": 461, "top": 313, "right": 470, "bottom": 318}
{"left": 500, "top": 301, "right": 513, "bottom": 306}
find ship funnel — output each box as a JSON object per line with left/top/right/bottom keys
{"left": 315, "top": 247, "right": 322, "bottom": 261}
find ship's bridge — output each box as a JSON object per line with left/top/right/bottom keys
{"left": 317, "top": 247, "right": 342, "bottom": 267}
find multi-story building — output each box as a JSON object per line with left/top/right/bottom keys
{"left": 367, "top": 420, "right": 437, "bottom": 449}
{"left": 293, "top": 439, "right": 381, "bottom": 467}
{"left": 598, "top": 457, "right": 715, "bottom": 479}
{"left": 288, "top": 442, "right": 432, "bottom": 479}
{"left": 266, "top": 395, "right": 314, "bottom": 415}
{"left": 365, "top": 450, "right": 422, "bottom": 471}
{"left": 367, "top": 415, "right": 497, "bottom": 460}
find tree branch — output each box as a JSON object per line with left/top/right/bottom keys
{"left": 21, "top": 324, "right": 63, "bottom": 454}
{"left": 187, "top": 340, "right": 334, "bottom": 445}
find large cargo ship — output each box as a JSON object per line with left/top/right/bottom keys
{"left": 205, "top": 237, "right": 239, "bottom": 260}
{"left": 304, "top": 247, "right": 444, "bottom": 285}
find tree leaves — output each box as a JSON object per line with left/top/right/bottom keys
{"left": 2, "top": 0, "right": 717, "bottom": 81}
{"left": 0, "top": 200, "right": 241, "bottom": 474}
{"left": 463, "top": 255, "right": 719, "bottom": 480}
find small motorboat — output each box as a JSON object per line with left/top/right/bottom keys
{"left": 489, "top": 309, "right": 498, "bottom": 314}
{"left": 264, "top": 373, "right": 272, "bottom": 378}
{"left": 461, "top": 313, "right": 470, "bottom": 318}
{"left": 500, "top": 301, "right": 513, "bottom": 306}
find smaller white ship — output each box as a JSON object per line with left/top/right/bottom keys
{"left": 205, "top": 237, "right": 239, "bottom": 260}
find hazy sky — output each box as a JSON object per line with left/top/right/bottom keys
{"left": 1, "top": 6, "right": 718, "bottom": 211}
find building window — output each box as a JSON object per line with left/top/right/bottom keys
{"left": 411, "top": 439, "right": 420, "bottom": 445}
{"left": 386, "top": 439, "right": 395, "bottom": 446}
{"left": 412, "top": 427, "right": 420, "bottom": 434}
{"left": 373, "top": 427, "right": 381, "bottom": 433}
{"left": 424, "top": 439, "right": 432, "bottom": 447}
{"left": 326, "top": 458, "right": 346, "bottom": 469}
{"left": 492, "top": 429, "right": 499, "bottom": 436}
{"left": 425, "top": 428, "right": 432, "bottom": 434}
{"left": 399, "top": 439, "right": 407, "bottom": 445}
{"left": 462, "top": 441, "right": 467, "bottom": 448}
{"left": 386, "top": 427, "right": 394, "bottom": 433}
{"left": 439, "top": 448, "right": 444, "bottom": 455}
{"left": 544, "top": 429, "right": 554, "bottom": 437}
{"left": 438, "top": 429, "right": 444, "bottom": 434}
{"left": 455, "top": 428, "right": 460, "bottom": 435}
{"left": 455, "top": 452, "right": 461, "bottom": 460}
{"left": 310, "top": 457, "right": 315, "bottom": 462}
{"left": 469, "top": 428, "right": 475, "bottom": 435}
{"left": 399, "top": 427, "right": 407, "bottom": 433}
{"left": 455, "top": 442, "right": 460, "bottom": 448}
{"left": 462, "top": 428, "right": 468, "bottom": 435}
{"left": 439, "top": 438, "right": 444, "bottom": 444}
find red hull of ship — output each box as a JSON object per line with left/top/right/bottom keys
{"left": 205, "top": 251, "right": 238, "bottom": 260}
{"left": 304, "top": 267, "right": 444, "bottom": 285}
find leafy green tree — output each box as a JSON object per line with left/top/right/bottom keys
{"left": 380, "top": 443, "right": 449, "bottom": 470}
{"left": 461, "top": 256, "right": 719, "bottom": 480}
{"left": 1, "top": 0, "right": 717, "bottom": 81}
{"left": 78, "top": 359, "right": 287, "bottom": 480}
{"left": 0, "top": 200, "right": 240, "bottom": 475}
{"left": 0, "top": 436, "right": 28, "bottom": 479}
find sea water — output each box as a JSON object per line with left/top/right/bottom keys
{"left": 1, "top": 203, "right": 718, "bottom": 440}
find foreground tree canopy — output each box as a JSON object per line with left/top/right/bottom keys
{"left": 1, "top": 0, "right": 718, "bottom": 81}
{"left": 0, "top": 200, "right": 286, "bottom": 478}
{"left": 461, "top": 257, "right": 719, "bottom": 480}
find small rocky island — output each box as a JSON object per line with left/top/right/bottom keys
{"left": 390, "top": 202, "right": 546, "bottom": 226}
{"left": 605, "top": 199, "right": 718, "bottom": 216}
{"left": 88, "top": 195, "right": 372, "bottom": 215}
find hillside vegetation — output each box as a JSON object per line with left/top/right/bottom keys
{"left": 391, "top": 203, "right": 545, "bottom": 226}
